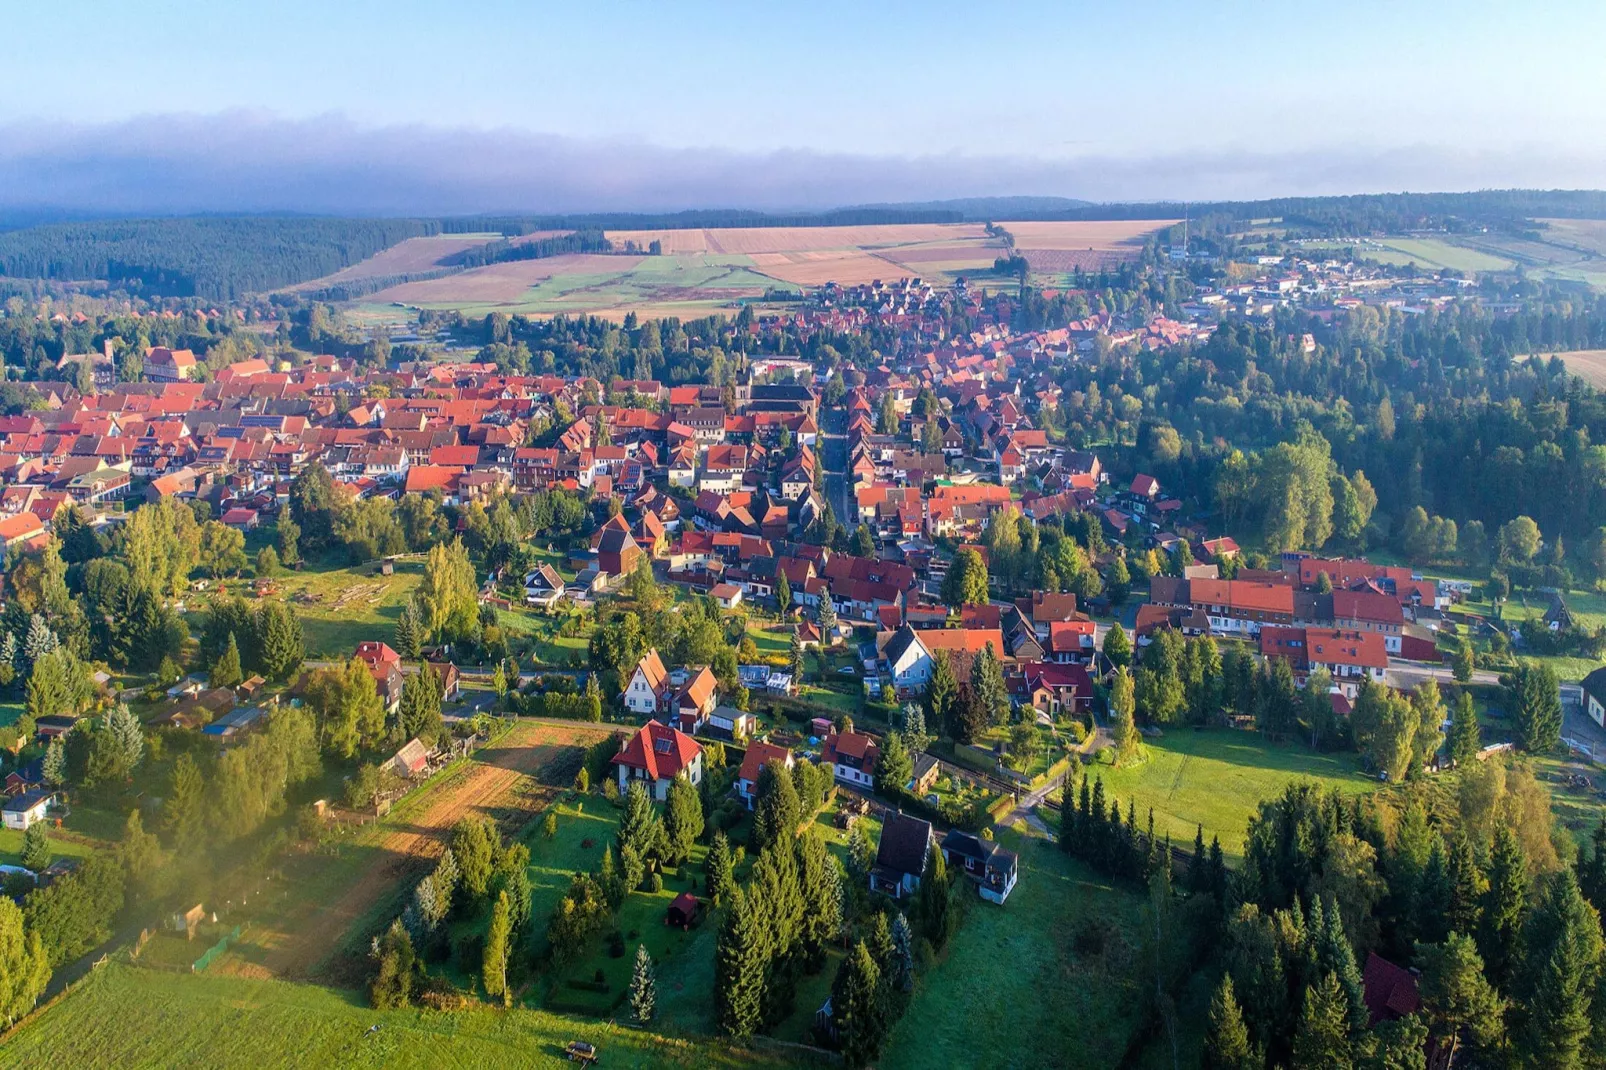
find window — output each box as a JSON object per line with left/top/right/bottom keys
{"left": 654, "top": 738, "right": 672, "bottom": 754}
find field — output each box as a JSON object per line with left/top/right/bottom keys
{"left": 1086, "top": 728, "right": 1378, "bottom": 858}
{"left": 259, "top": 560, "right": 425, "bottom": 659}
{"left": 1554, "top": 348, "right": 1606, "bottom": 387}
{"left": 879, "top": 825, "right": 1152, "bottom": 1070}
{"left": 283, "top": 233, "right": 508, "bottom": 291}
{"left": 222, "top": 720, "right": 620, "bottom": 980}
{"left": 357, "top": 220, "right": 1171, "bottom": 318}
{"left": 4, "top": 964, "right": 797, "bottom": 1069}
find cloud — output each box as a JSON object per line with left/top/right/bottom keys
{"left": 0, "top": 111, "right": 1602, "bottom": 219}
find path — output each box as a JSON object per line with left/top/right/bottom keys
{"left": 253, "top": 721, "right": 614, "bottom": 979}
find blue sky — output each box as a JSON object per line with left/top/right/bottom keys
{"left": 1, "top": 1, "right": 1603, "bottom": 212}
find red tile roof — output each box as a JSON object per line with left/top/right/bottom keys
{"left": 737, "top": 740, "right": 792, "bottom": 786}
{"left": 613, "top": 719, "right": 701, "bottom": 781}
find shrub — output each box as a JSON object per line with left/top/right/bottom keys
{"left": 648, "top": 872, "right": 664, "bottom": 893}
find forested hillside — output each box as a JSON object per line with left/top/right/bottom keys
{"left": 0, "top": 216, "right": 438, "bottom": 300}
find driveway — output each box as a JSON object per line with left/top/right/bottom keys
{"left": 1385, "top": 658, "right": 1502, "bottom": 691}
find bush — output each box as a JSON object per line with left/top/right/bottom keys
{"left": 648, "top": 872, "right": 664, "bottom": 893}
{"left": 1068, "top": 721, "right": 1088, "bottom": 744}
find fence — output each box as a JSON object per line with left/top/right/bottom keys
{"left": 192, "top": 925, "right": 243, "bottom": 973}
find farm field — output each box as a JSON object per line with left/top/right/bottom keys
{"left": 880, "top": 826, "right": 1153, "bottom": 1070}
{"left": 5, "top": 964, "right": 797, "bottom": 1070}
{"left": 222, "top": 720, "right": 619, "bottom": 980}
{"left": 1554, "top": 348, "right": 1606, "bottom": 387}
{"left": 356, "top": 220, "right": 1170, "bottom": 317}
{"left": 1087, "top": 728, "right": 1378, "bottom": 857}
{"left": 282, "top": 232, "right": 506, "bottom": 292}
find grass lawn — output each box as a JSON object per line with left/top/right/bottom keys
{"left": 879, "top": 826, "right": 1149, "bottom": 1070}
{"left": 1088, "top": 728, "right": 1379, "bottom": 858}
{"left": 5, "top": 963, "right": 801, "bottom": 1069}
{"left": 523, "top": 797, "right": 622, "bottom": 949}
{"left": 0, "top": 700, "right": 23, "bottom": 729}
{"left": 243, "top": 560, "right": 425, "bottom": 659}
{"left": 745, "top": 621, "right": 792, "bottom": 658}
{"left": 0, "top": 824, "right": 102, "bottom": 868}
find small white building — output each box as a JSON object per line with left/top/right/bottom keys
{"left": 2, "top": 790, "right": 56, "bottom": 831}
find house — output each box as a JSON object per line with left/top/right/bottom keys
{"left": 612, "top": 719, "right": 703, "bottom": 801}
{"left": 34, "top": 715, "right": 79, "bottom": 741}
{"left": 624, "top": 649, "right": 671, "bottom": 716}
{"left": 666, "top": 890, "right": 699, "bottom": 929}
{"left": 870, "top": 810, "right": 933, "bottom": 899}
{"left": 674, "top": 666, "right": 719, "bottom": 735}
{"left": 146, "top": 346, "right": 198, "bottom": 382}
{"left": 201, "top": 705, "right": 267, "bottom": 740}
{"left": 426, "top": 659, "right": 462, "bottom": 701}
{"left": 710, "top": 582, "right": 744, "bottom": 609}
{"left": 822, "top": 727, "right": 880, "bottom": 787}
{"left": 3, "top": 759, "right": 44, "bottom": 797}
{"left": 2, "top": 789, "right": 57, "bottom": 831}
{"left": 220, "top": 507, "right": 259, "bottom": 531}
{"left": 940, "top": 828, "right": 1019, "bottom": 904}
{"left": 735, "top": 741, "right": 794, "bottom": 809}
{"left": 1361, "top": 952, "right": 1421, "bottom": 1025}
{"left": 1582, "top": 667, "right": 1606, "bottom": 729}
{"left": 389, "top": 738, "right": 432, "bottom": 779}
{"left": 354, "top": 641, "right": 405, "bottom": 712}
{"left": 597, "top": 527, "right": 644, "bottom": 579}
{"left": 523, "top": 563, "right": 566, "bottom": 608}
{"left": 909, "top": 753, "right": 940, "bottom": 796}
{"left": 705, "top": 704, "right": 758, "bottom": 742}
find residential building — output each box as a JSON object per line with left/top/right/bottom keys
{"left": 870, "top": 810, "right": 933, "bottom": 900}
{"left": 940, "top": 828, "right": 1019, "bottom": 904}
{"left": 612, "top": 719, "right": 703, "bottom": 801}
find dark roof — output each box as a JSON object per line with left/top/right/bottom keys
{"left": 1584, "top": 666, "right": 1606, "bottom": 704}
{"left": 875, "top": 811, "right": 933, "bottom": 878}
{"left": 1362, "top": 952, "right": 1421, "bottom": 1025}
{"left": 882, "top": 624, "right": 923, "bottom": 668}
{"left": 3, "top": 789, "right": 55, "bottom": 812}
{"left": 597, "top": 528, "right": 638, "bottom": 555}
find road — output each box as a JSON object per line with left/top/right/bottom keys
{"left": 819, "top": 402, "right": 855, "bottom": 531}
{"left": 1385, "top": 658, "right": 1501, "bottom": 691}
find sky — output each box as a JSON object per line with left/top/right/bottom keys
{"left": 2, "top": 0, "right": 1604, "bottom": 215}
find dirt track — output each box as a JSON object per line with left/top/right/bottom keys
{"left": 254, "top": 721, "right": 617, "bottom": 979}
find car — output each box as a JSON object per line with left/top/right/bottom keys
{"left": 837, "top": 665, "right": 856, "bottom": 675}
{"left": 565, "top": 1040, "right": 599, "bottom": 1065}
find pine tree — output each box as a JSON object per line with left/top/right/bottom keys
{"left": 888, "top": 913, "right": 915, "bottom": 995}
{"left": 1480, "top": 825, "right": 1528, "bottom": 988}
{"left": 630, "top": 944, "right": 657, "bottom": 1023}
{"left": 788, "top": 629, "right": 804, "bottom": 680}
{"left": 831, "top": 940, "right": 885, "bottom": 1069}
{"left": 663, "top": 772, "right": 704, "bottom": 864}
{"left": 1417, "top": 932, "right": 1506, "bottom": 1067}
{"left": 22, "top": 615, "right": 56, "bottom": 672}
{"left": 482, "top": 890, "right": 511, "bottom": 1005}
{"left": 19, "top": 823, "right": 50, "bottom": 872}
{"left": 106, "top": 704, "right": 144, "bottom": 774}
{"left": 776, "top": 570, "right": 792, "bottom": 615}
{"left": 916, "top": 842, "right": 951, "bottom": 949}
{"left": 925, "top": 650, "right": 958, "bottom": 731}
{"left": 1291, "top": 972, "right": 1352, "bottom": 1069}
{"left": 1315, "top": 896, "right": 1367, "bottom": 1030}
{"left": 1059, "top": 778, "right": 1078, "bottom": 853}
{"left": 1203, "top": 974, "right": 1256, "bottom": 1070}
{"left": 257, "top": 599, "right": 304, "bottom": 682}
{"left": 211, "top": 632, "right": 243, "bottom": 689}
{"left": 1447, "top": 690, "right": 1480, "bottom": 767}
{"left": 816, "top": 587, "right": 838, "bottom": 639}
{"left": 1445, "top": 833, "right": 1485, "bottom": 937}
{"left": 40, "top": 737, "right": 66, "bottom": 788}
{"left": 874, "top": 731, "right": 913, "bottom": 796}
{"left": 393, "top": 600, "right": 421, "bottom": 660}
{"left": 752, "top": 762, "right": 801, "bottom": 853}
{"left": 714, "top": 888, "right": 766, "bottom": 1039}
{"left": 1516, "top": 869, "right": 1603, "bottom": 1068}
{"left": 972, "top": 643, "right": 1010, "bottom": 725}
{"left": 797, "top": 831, "right": 843, "bottom": 965}
{"left": 705, "top": 831, "right": 735, "bottom": 907}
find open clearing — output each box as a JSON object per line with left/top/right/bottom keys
{"left": 284, "top": 233, "right": 504, "bottom": 291}
{"left": 6, "top": 964, "right": 797, "bottom": 1070}
{"left": 230, "top": 720, "right": 618, "bottom": 980}
{"left": 880, "top": 825, "right": 1150, "bottom": 1070}
{"left": 1087, "top": 728, "right": 1377, "bottom": 858}
{"left": 357, "top": 220, "right": 1171, "bottom": 316}
{"left": 1550, "top": 348, "right": 1606, "bottom": 387}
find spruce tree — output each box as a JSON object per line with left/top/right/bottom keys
{"left": 925, "top": 650, "right": 958, "bottom": 733}
{"left": 1417, "top": 932, "right": 1506, "bottom": 1066}
{"left": 1516, "top": 869, "right": 1603, "bottom": 1069}
{"left": 1059, "top": 778, "right": 1078, "bottom": 853}
{"left": 874, "top": 731, "right": 913, "bottom": 796}
{"left": 1447, "top": 690, "right": 1480, "bottom": 767}
{"left": 1203, "top": 974, "right": 1255, "bottom": 1070}
{"left": 663, "top": 772, "right": 704, "bottom": 864}
{"left": 1480, "top": 825, "right": 1528, "bottom": 988}
{"left": 394, "top": 600, "right": 421, "bottom": 660}
{"left": 19, "top": 823, "right": 50, "bottom": 872}
{"left": 831, "top": 940, "right": 885, "bottom": 1069}
{"left": 776, "top": 571, "right": 791, "bottom": 615}
{"left": 917, "top": 840, "right": 951, "bottom": 949}
{"left": 705, "top": 832, "right": 735, "bottom": 907}
{"left": 752, "top": 762, "right": 801, "bottom": 852}
{"left": 40, "top": 737, "right": 66, "bottom": 788}
{"left": 211, "top": 632, "right": 243, "bottom": 689}
{"left": 1291, "top": 972, "right": 1352, "bottom": 1069}
{"left": 714, "top": 888, "right": 766, "bottom": 1039}
{"left": 816, "top": 587, "right": 837, "bottom": 638}
{"left": 1446, "top": 833, "right": 1486, "bottom": 936}
{"left": 630, "top": 944, "right": 657, "bottom": 1023}
{"left": 888, "top": 913, "right": 915, "bottom": 995}
{"left": 1315, "top": 896, "right": 1367, "bottom": 1031}
{"left": 796, "top": 831, "right": 842, "bottom": 965}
